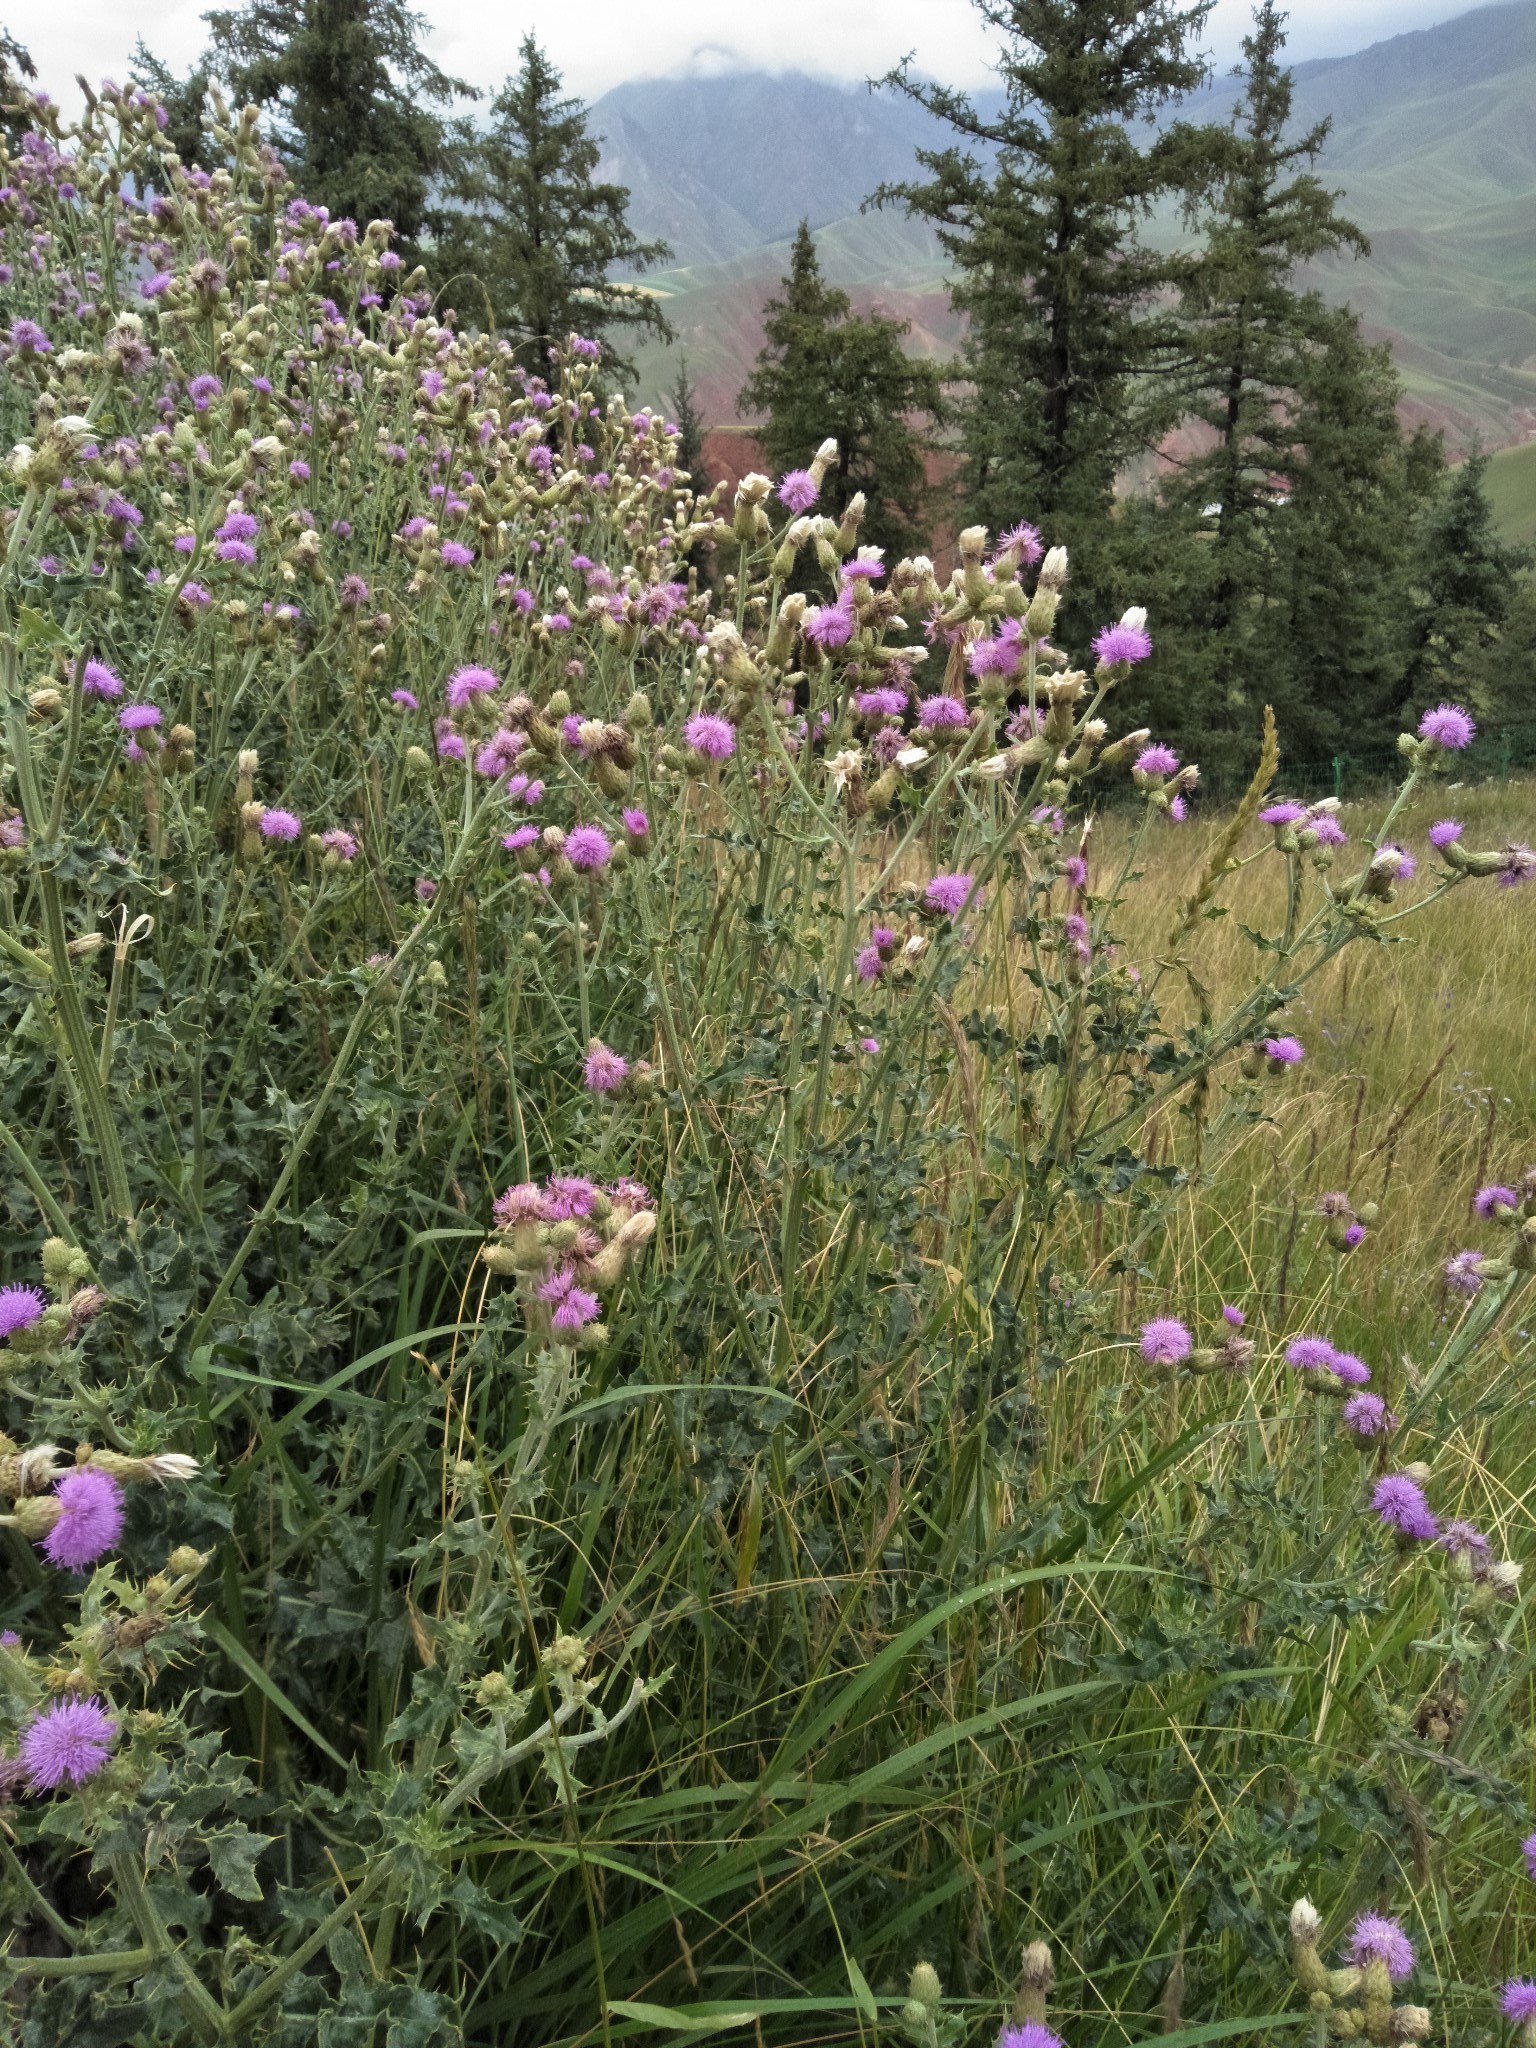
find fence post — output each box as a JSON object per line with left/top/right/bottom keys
{"left": 1500, "top": 736, "right": 1512, "bottom": 781}
{"left": 1332, "top": 755, "right": 1342, "bottom": 801}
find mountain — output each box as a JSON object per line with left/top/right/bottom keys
{"left": 591, "top": 2, "right": 1536, "bottom": 458}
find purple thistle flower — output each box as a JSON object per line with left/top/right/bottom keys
{"left": 445, "top": 665, "right": 499, "bottom": 710}
{"left": 186, "top": 372, "right": 221, "bottom": 410}
{"left": 1063, "top": 855, "right": 1089, "bottom": 890}
{"left": 1286, "top": 1336, "right": 1337, "bottom": 1372}
{"left": 0, "top": 1284, "right": 47, "bottom": 1341}
{"left": 1343, "top": 1392, "right": 1396, "bottom": 1438}
{"left": 1093, "top": 622, "right": 1153, "bottom": 666}
{"left": 1377, "top": 843, "right": 1417, "bottom": 882}
{"left": 1329, "top": 1351, "right": 1371, "bottom": 1386}
{"left": 216, "top": 538, "right": 256, "bottom": 566}
{"left": 916, "top": 693, "right": 970, "bottom": 730}
{"left": 1348, "top": 1914, "right": 1416, "bottom": 1982}
{"left": 995, "top": 520, "right": 1043, "bottom": 565}
{"left": 82, "top": 660, "right": 123, "bottom": 699}
{"left": 684, "top": 713, "right": 736, "bottom": 760}
{"left": 777, "top": 469, "right": 818, "bottom": 513}
{"left": 39, "top": 1468, "right": 124, "bottom": 1571}
{"left": 319, "top": 829, "right": 358, "bottom": 861}
{"left": 1222, "top": 1304, "right": 1245, "bottom": 1327}
{"left": 1372, "top": 1474, "right": 1438, "bottom": 1541}
{"left": 1503, "top": 1981, "right": 1536, "bottom": 2026}
{"left": 1498, "top": 842, "right": 1536, "bottom": 888}
{"left": 1139, "top": 1316, "right": 1192, "bottom": 1367}
{"left": 622, "top": 807, "right": 649, "bottom": 840}
{"left": 583, "top": 1042, "right": 629, "bottom": 1092}
{"left": 439, "top": 540, "right": 475, "bottom": 568}
{"left": 860, "top": 1036, "right": 880, "bottom": 1053}
{"left": 1523, "top": 1831, "right": 1536, "bottom": 1882}
{"left": 9, "top": 318, "right": 52, "bottom": 354}
{"left": 1438, "top": 1519, "right": 1490, "bottom": 1558}
{"left": 216, "top": 510, "right": 258, "bottom": 542}
{"left": 1134, "top": 743, "right": 1178, "bottom": 777}
{"left": 1444, "top": 1249, "right": 1485, "bottom": 1295}
{"left": 1000, "top": 2027, "right": 1064, "bottom": 2048}
{"left": 260, "top": 808, "right": 301, "bottom": 841}
{"left": 19, "top": 1695, "right": 117, "bottom": 1790}
{"left": 803, "top": 598, "right": 854, "bottom": 649}
{"left": 1308, "top": 815, "right": 1348, "bottom": 847}
{"left": 339, "top": 574, "right": 370, "bottom": 608}
{"left": 1474, "top": 1184, "right": 1519, "bottom": 1219}
{"left": 391, "top": 688, "right": 419, "bottom": 711}
{"left": 544, "top": 1175, "right": 598, "bottom": 1221}
{"left": 852, "top": 686, "right": 909, "bottom": 719}
{"left": 1264, "top": 1035, "right": 1305, "bottom": 1065}
{"left": 1342, "top": 1222, "right": 1366, "bottom": 1249}
{"left": 1428, "top": 818, "right": 1463, "bottom": 848}
{"left": 925, "top": 873, "right": 975, "bottom": 919}
{"left": 855, "top": 943, "right": 884, "bottom": 982}
{"left": 502, "top": 824, "right": 540, "bottom": 853}
{"left": 1259, "top": 801, "right": 1308, "bottom": 825}
{"left": 1418, "top": 703, "right": 1475, "bottom": 750}
{"left": 565, "top": 825, "right": 612, "bottom": 871}
{"left": 415, "top": 877, "right": 438, "bottom": 900}
{"left": 118, "top": 703, "right": 161, "bottom": 732}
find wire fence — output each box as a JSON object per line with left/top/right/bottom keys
{"left": 1185, "top": 717, "right": 1536, "bottom": 806}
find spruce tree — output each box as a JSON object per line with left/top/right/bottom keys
{"left": 202, "top": 0, "right": 471, "bottom": 259}
{"left": 1399, "top": 450, "right": 1530, "bottom": 719}
{"left": 876, "top": 0, "right": 1225, "bottom": 557}
{"left": 435, "top": 36, "right": 671, "bottom": 376}
{"left": 738, "top": 221, "right": 944, "bottom": 564}
{"left": 0, "top": 25, "right": 36, "bottom": 148}
{"left": 1167, "top": 2, "right": 1368, "bottom": 726}
{"left": 130, "top": 39, "right": 218, "bottom": 173}
{"left": 668, "top": 351, "right": 709, "bottom": 489}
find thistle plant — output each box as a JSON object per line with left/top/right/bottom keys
{"left": 0, "top": 74, "right": 1532, "bottom": 2048}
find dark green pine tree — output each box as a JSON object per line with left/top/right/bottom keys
{"left": 202, "top": 0, "right": 471, "bottom": 261}
{"left": 129, "top": 39, "right": 218, "bottom": 173}
{"left": 0, "top": 24, "right": 36, "bottom": 148}
{"left": 1163, "top": 0, "right": 1369, "bottom": 745}
{"left": 1256, "top": 310, "right": 1428, "bottom": 760}
{"left": 738, "top": 221, "right": 945, "bottom": 564}
{"left": 1399, "top": 449, "right": 1530, "bottom": 720}
{"left": 667, "top": 350, "right": 709, "bottom": 489}
{"left": 435, "top": 36, "right": 672, "bottom": 377}
{"left": 876, "top": 0, "right": 1225, "bottom": 559}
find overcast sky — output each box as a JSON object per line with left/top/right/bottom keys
{"left": 12, "top": 0, "right": 1480, "bottom": 110}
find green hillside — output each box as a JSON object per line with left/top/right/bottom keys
{"left": 1486, "top": 439, "right": 1536, "bottom": 546}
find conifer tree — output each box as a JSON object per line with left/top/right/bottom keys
{"left": 435, "top": 36, "right": 671, "bottom": 376}
{"left": 202, "top": 0, "right": 471, "bottom": 259}
{"left": 1167, "top": 2, "right": 1368, "bottom": 718}
{"left": 0, "top": 25, "right": 36, "bottom": 148}
{"left": 129, "top": 39, "right": 217, "bottom": 174}
{"left": 738, "top": 221, "right": 944, "bottom": 563}
{"left": 876, "top": 0, "right": 1225, "bottom": 556}
{"left": 668, "top": 351, "right": 708, "bottom": 489}
{"left": 1400, "top": 450, "right": 1530, "bottom": 718}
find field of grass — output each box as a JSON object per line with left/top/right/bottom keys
{"left": 1487, "top": 439, "right": 1536, "bottom": 548}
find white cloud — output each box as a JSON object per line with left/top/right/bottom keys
{"left": 13, "top": 0, "right": 1481, "bottom": 114}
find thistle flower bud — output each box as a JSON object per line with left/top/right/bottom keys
{"left": 909, "top": 1963, "right": 942, "bottom": 2011}
{"left": 809, "top": 437, "right": 839, "bottom": 486}
{"left": 1291, "top": 1899, "right": 1322, "bottom": 1943}
{"left": 1390, "top": 2008, "right": 1431, "bottom": 2041}
{"left": 958, "top": 526, "right": 989, "bottom": 563}
{"left": 167, "top": 1545, "right": 208, "bottom": 1578}
{"left": 543, "top": 1632, "right": 587, "bottom": 1678}
{"left": 1038, "top": 546, "right": 1069, "bottom": 588}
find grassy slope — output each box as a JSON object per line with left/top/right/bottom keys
{"left": 1486, "top": 438, "right": 1536, "bottom": 545}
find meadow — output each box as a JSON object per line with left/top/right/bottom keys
{"left": 0, "top": 80, "right": 1534, "bottom": 2048}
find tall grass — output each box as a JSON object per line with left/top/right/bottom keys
{"left": 0, "top": 82, "right": 1532, "bottom": 2048}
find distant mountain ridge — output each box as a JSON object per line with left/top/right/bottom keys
{"left": 592, "top": 0, "right": 1536, "bottom": 455}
